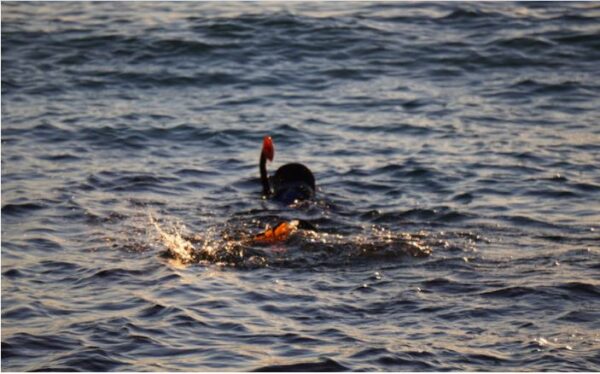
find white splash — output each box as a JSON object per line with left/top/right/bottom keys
{"left": 149, "top": 212, "right": 195, "bottom": 264}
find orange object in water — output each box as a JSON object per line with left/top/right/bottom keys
{"left": 253, "top": 220, "right": 299, "bottom": 243}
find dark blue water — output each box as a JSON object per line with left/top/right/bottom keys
{"left": 2, "top": 2, "right": 600, "bottom": 371}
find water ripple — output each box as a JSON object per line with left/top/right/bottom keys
{"left": 2, "top": 1, "right": 599, "bottom": 372}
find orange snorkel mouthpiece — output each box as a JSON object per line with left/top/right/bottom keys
{"left": 252, "top": 220, "right": 299, "bottom": 243}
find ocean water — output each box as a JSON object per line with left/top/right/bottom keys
{"left": 2, "top": 2, "right": 600, "bottom": 371}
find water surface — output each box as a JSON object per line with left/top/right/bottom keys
{"left": 2, "top": 2, "right": 600, "bottom": 371}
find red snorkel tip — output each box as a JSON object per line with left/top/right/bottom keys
{"left": 262, "top": 136, "right": 274, "bottom": 161}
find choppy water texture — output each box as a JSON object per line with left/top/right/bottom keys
{"left": 2, "top": 2, "right": 600, "bottom": 371}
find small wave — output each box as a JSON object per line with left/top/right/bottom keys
{"left": 38, "top": 153, "right": 81, "bottom": 162}
{"left": 438, "top": 7, "right": 488, "bottom": 21}
{"left": 202, "top": 12, "right": 310, "bottom": 32}
{"left": 74, "top": 268, "right": 149, "bottom": 287}
{"left": 491, "top": 36, "right": 555, "bottom": 50}
{"left": 2, "top": 269, "right": 23, "bottom": 278}
{"left": 553, "top": 32, "right": 600, "bottom": 48}
{"left": 253, "top": 357, "right": 349, "bottom": 372}
{"left": 452, "top": 192, "right": 474, "bottom": 204}
{"left": 1, "top": 202, "right": 46, "bottom": 216}
{"left": 348, "top": 123, "right": 434, "bottom": 136}
{"left": 191, "top": 18, "right": 254, "bottom": 37}
{"left": 319, "top": 67, "right": 370, "bottom": 81}
{"left": 22, "top": 237, "right": 63, "bottom": 252}
{"left": 480, "top": 286, "right": 537, "bottom": 298}
{"left": 54, "top": 346, "right": 127, "bottom": 372}
{"left": 149, "top": 38, "right": 233, "bottom": 55}
{"left": 543, "top": 174, "right": 569, "bottom": 183}
{"left": 375, "top": 354, "right": 435, "bottom": 370}
{"left": 523, "top": 188, "right": 579, "bottom": 199}
{"left": 2, "top": 306, "right": 48, "bottom": 320}
{"left": 91, "top": 268, "right": 147, "bottom": 279}
{"left": 461, "top": 351, "right": 508, "bottom": 367}
{"left": 481, "top": 282, "right": 600, "bottom": 301}
{"left": 420, "top": 277, "right": 480, "bottom": 294}
{"left": 366, "top": 207, "right": 474, "bottom": 224}
{"left": 573, "top": 182, "right": 600, "bottom": 192}
{"left": 84, "top": 172, "right": 180, "bottom": 194}
{"left": 557, "top": 282, "right": 600, "bottom": 297}
{"left": 510, "top": 78, "right": 587, "bottom": 95}
{"left": 556, "top": 309, "right": 599, "bottom": 323}
{"left": 497, "top": 215, "right": 561, "bottom": 230}
{"left": 39, "top": 260, "right": 82, "bottom": 273}
{"left": 80, "top": 69, "right": 240, "bottom": 89}
{"left": 111, "top": 175, "right": 179, "bottom": 192}
{"left": 3, "top": 332, "right": 81, "bottom": 354}
{"left": 137, "top": 303, "right": 184, "bottom": 320}
{"left": 3, "top": 123, "right": 73, "bottom": 143}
